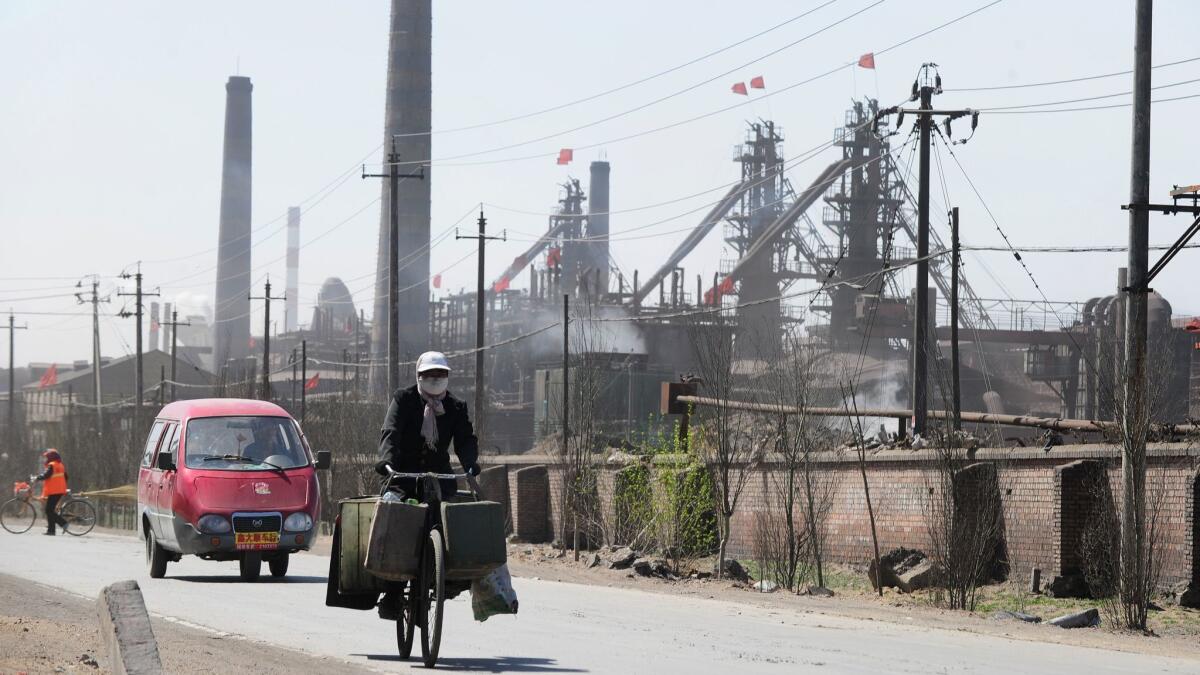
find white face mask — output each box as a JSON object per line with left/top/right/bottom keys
{"left": 418, "top": 377, "right": 448, "bottom": 396}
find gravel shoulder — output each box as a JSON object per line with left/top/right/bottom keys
{"left": 0, "top": 572, "right": 372, "bottom": 675}
{"left": 500, "top": 543, "right": 1200, "bottom": 663}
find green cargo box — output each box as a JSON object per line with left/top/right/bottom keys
{"left": 338, "top": 497, "right": 388, "bottom": 595}
{"left": 441, "top": 501, "right": 507, "bottom": 580}
{"left": 365, "top": 500, "right": 427, "bottom": 581}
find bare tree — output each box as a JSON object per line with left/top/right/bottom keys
{"left": 842, "top": 381, "right": 883, "bottom": 597}
{"left": 549, "top": 310, "right": 610, "bottom": 553}
{"left": 756, "top": 333, "right": 839, "bottom": 590}
{"left": 687, "top": 313, "right": 756, "bottom": 578}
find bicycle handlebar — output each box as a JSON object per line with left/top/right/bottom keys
{"left": 383, "top": 465, "right": 469, "bottom": 481}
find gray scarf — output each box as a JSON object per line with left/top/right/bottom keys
{"left": 420, "top": 392, "right": 446, "bottom": 448}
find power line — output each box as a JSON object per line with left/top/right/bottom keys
{"left": 393, "top": 0, "right": 846, "bottom": 138}
{"left": 977, "top": 76, "right": 1200, "bottom": 112}
{"left": 947, "top": 55, "right": 1200, "bottom": 92}
{"left": 984, "top": 91, "right": 1200, "bottom": 115}
{"left": 384, "top": 1, "right": 1006, "bottom": 169}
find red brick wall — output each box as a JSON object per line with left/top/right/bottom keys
{"left": 486, "top": 444, "right": 1200, "bottom": 585}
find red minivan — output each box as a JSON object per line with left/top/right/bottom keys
{"left": 136, "top": 399, "right": 330, "bottom": 581}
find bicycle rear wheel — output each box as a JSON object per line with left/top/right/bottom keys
{"left": 0, "top": 498, "right": 35, "bottom": 534}
{"left": 396, "top": 580, "right": 416, "bottom": 659}
{"left": 59, "top": 498, "right": 96, "bottom": 536}
{"left": 419, "top": 529, "right": 445, "bottom": 668}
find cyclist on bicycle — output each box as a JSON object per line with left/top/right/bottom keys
{"left": 375, "top": 351, "right": 481, "bottom": 494}
{"left": 374, "top": 351, "right": 481, "bottom": 619}
{"left": 33, "top": 449, "right": 69, "bottom": 536}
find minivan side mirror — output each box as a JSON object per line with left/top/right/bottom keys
{"left": 315, "top": 450, "right": 332, "bottom": 471}
{"left": 157, "top": 452, "right": 176, "bottom": 472}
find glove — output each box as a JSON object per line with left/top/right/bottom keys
{"left": 465, "top": 463, "right": 481, "bottom": 477}
{"left": 374, "top": 460, "right": 390, "bottom": 476}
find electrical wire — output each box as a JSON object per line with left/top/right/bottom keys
{"left": 985, "top": 91, "right": 1200, "bottom": 115}
{"left": 381, "top": 1, "right": 888, "bottom": 167}
{"left": 947, "top": 55, "right": 1200, "bottom": 92}
{"left": 393, "top": 0, "right": 846, "bottom": 138}
{"left": 932, "top": 127, "right": 1102, "bottom": 380}
{"left": 383, "top": 1, "right": 1005, "bottom": 169}
{"left": 977, "top": 76, "right": 1200, "bottom": 112}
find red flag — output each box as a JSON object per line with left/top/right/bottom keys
{"left": 1186, "top": 317, "right": 1200, "bottom": 333}
{"left": 546, "top": 247, "right": 561, "bottom": 267}
{"left": 731, "top": 82, "right": 748, "bottom": 96}
{"left": 749, "top": 75, "right": 765, "bottom": 89}
{"left": 703, "top": 288, "right": 715, "bottom": 305}
{"left": 719, "top": 276, "right": 735, "bottom": 294}
{"left": 493, "top": 276, "right": 510, "bottom": 293}
{"left": 556, "top": 148, "right": 573, "bottom": 165}
{"left": 432, "top": 273, "right": 442, "bottom": 289}
{"left": 304, "top": 373, "right": 320, "bottom": 391}
{"left": 248, "top": 336, "right": 257, "bottom": 349}
{"left": 858, "top": 52, "right": 875, "bottom": 69}
{"left": 38, "top": 364, "right": 58, "bottom": 389}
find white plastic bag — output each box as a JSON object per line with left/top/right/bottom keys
{"left": 470, "top": 563, "right": 519, "bottom": 622}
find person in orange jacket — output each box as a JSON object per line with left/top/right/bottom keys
{"left": 33, "top": 449, "right": 69, "bottom": 536}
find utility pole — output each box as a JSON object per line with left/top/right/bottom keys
{"left": 300, "top": 339, "right": 308, "bottom": 424}
{"left": 6, "top": 312, "right": 28, "bottom": 456}
{"left": 250, "top": 278, "right": 285, "bottom": 401}
{"left": 76, "top": 277, "right": 109, "bottom": 434}
{"left": 161, "top": 310, "right": 191, "bottom": 402}
{"left": 950, "top": 207, "right": 962, "bottom": 431}
{"left": 118, "top": 263, "right": 159, "bottom": 431}
{"left": 874, "top": 65, "right": 979, "bottom": 436}
{"left": 363, "top": 139, "right": 425, "bottom": 399}
{"left": 1122, "top": 0, "right": 1154, "bottom": 626}
{"left": 561, "top": 293, "right": 575, "bottom": 560}
{"left": 456, "top": 208, "right": 506, "bottom": 442}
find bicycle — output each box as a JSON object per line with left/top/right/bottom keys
{"left": 381, "top": 466, "right": 479, "bottom": 669}
{"left": 0, "top": 480, "right": 97, "bottom": 536}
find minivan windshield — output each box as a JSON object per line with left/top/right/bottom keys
{"left": 184, "top": 416, "right": 309, "bottom": 471}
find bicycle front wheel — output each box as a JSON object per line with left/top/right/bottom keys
{"left": 59, "top": 498, "right": 96, "bottom": 536}
{"left": 419, "top": 529, "right": 445, "bottom": 668}
{"left": 0, "top": 498, "right": 36, "bottom": 534}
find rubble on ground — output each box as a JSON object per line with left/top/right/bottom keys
{"left": 1047, "top": 608, "right": 1101, "bottom": 629}
{"left": 1046, "top": 574, "right": 1090, "bottom": 599}
{"left": 716, "top": 559, "right": 751, "bottom": 583}
{"left": 991, "top": 610, "right": 1041, "bottom": 623}
{"left": 868, "top": 548, "right": 941, "bottom": 592}
{"left": 754, "top": 580, "right": 778, "bottom": 593}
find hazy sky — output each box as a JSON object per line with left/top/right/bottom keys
{"left": 3, "top": 0, "right": 1199, "bottom": 366}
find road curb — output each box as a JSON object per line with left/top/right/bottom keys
{"left": 96, "top": 580, "right": 163, "bottom": 674}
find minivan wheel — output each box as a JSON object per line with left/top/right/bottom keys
{"left": 269, "top": 553, "right": 289, "bottom": 578}
{"left": 147, "top": 530, "right": 169, "bottom": 579}
{"left": 240, "top": 552, "right": 262, "bottom": 582}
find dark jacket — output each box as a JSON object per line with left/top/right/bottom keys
{"left": 377, "top": 385, "right": 478, "bottom": 479}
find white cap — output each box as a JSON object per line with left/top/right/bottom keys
{"left": 416, "top": 351, "right": 451, "bottom": 374}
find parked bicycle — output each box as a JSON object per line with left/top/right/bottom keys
{"left": 0, "top": 479, "right": 97, "bottom": 535}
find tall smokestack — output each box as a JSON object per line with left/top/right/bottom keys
{"left": 213, "top": 75, "right": 253, "bottom": 371}
{"left": 587, "top": 160, "right": 611, "bottom": 297}
{"left": 149, "top": 302, "right": 160, "bottom": 352}
{"left": 285, "top": 206, "right": 300, "bottom": 332}
{"left": 370, "top": 0, "right": 432, "bottom": 395}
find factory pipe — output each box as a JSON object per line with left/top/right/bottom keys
{"left": 675, "top": 395, "right": 1200, "bottom": 435}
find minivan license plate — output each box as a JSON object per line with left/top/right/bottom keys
{"left": 235, "top": 532, "right": 279, "bottom": 550}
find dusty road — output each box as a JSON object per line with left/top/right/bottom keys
{"left": 1, "top": 531, "right": 1196, "bottom": 674}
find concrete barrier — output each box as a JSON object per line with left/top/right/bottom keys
{"left": 97, "top": 580, "right": 163, "bottom": 674}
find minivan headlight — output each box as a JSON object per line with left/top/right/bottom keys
{"left": 284, "top": 513, "right": 313, "bottom": 532}
{"left": 197, "top": 515, "right": 231, "bottom": 534}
